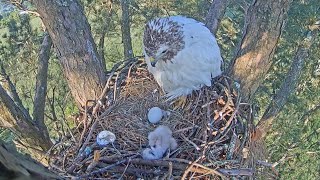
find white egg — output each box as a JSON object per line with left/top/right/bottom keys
{"left": 148, "top": 107, "right": 163, "bottom": 123}
{"left": 96, "top": 130, "right": 116, "bottom": 146}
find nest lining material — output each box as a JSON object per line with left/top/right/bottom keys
{"left": 49, "top": 59, "right": 258, "bottom": 179}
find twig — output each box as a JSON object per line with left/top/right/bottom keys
{"left": 78, "top": 154, "right": 139, "bottom": 178}
{"left": 119, "top": 158, "right": 131, "bottom": 179}
{"left": 181, "top": 160, "right": 226, "bottom": 179}
{"left": 181, "top": 134, "right": 200, "bottom": 151}
{"left": 218, "top": 168, "right": 253, "bottom": 176}
{"left": 100, "top": 165, "right": 164, "bottom": 176}
{"left": 226, "top": 131, "right": 237, "bottom": 160}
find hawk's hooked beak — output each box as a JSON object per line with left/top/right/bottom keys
{"left": 150, "top": 56, "right": 159, "bottom": 67}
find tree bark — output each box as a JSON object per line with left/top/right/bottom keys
{"left": 0, "top": 35, "right": 54, "bottom": 163}
{"left": 32, "top": 0, "right": 107, "bottom": 109}
{"left": 252, "top": 27, "right": 319, "bottom": 141}
{"left": 0, "top": 85, "right": 52, "bottom": 159}
{"left": 205, "top": 0, "right": 229, "bottom": 34}
{"left": 0, "top": 140, "right": 59, "bottom": 179}
{"left": 120, "top": 0, "right": 134, "bottom": 59}
{"left": 33, "top": 33, "right": 52, "bottom": 142}
{"left": 228, "top": 0, "right": 291, "bottom": 101}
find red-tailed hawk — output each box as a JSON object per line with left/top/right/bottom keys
{"left": 143, "top": 16, "right": 222, "bottom": 100}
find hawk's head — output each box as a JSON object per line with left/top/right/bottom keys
{"left": 143, "top": 17, "right": 185, "bottom": 67}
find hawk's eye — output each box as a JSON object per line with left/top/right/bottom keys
{"left": 162, "top": 50, "right": 167, "bottom": 54}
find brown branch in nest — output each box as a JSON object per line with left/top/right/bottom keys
{"left": 92, "top": 58, "right": 138, "bottom": 115}
{"left": 218, "top": 168, "right": 253, "bottom": 176}
{"left": 101, "top": 157, "right": 233, "bottom": 178}
{"left": 181, "top": 134, "right": 201, "bottom": 151}
{"left": 79, "top": 154, "right": 139, "bottom": 178}
{"left": 107, "top": 165, "right": 164, "bottom": 176}
{"left": 67, "top": 104, "right": 117, "bottom": 173}
{"left": 181, "top": 159, "right": 226, "bottom": 179}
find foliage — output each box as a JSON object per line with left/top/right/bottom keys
{"left": 0, "top": 10, "right": 76, "bottom": 141}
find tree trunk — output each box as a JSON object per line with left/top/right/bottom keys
{"left": 98, "top": 0, "right": 113, "bottom": 68}
{"left": 32, "top": 0, "right": 107, "bottom": 109}
{"left": 205, "top": 0, "right": 229, "bottom": 34}
{"left": 253, "top": 28, "right": 318, "bottom": 141}
{"left": 228, "top": 0, "right": 291, "bottom": 101}
{"left": 120, "top": 0, "right": 134, "bottom": 59}
{"left": 0, "top": 140, "right": 59, "bottom": 179}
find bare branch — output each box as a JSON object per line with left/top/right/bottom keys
{"left": 0, "top": 74, "right": 33, "bottom": 124}
{"left": 205, "top": 0, "right": 229, "bottom": 34}
{"left": 253, "top": 26, "right": 319, "bottom": 141}
{"left": 299, "top": 104, "right": 320, "bottom": 122}
{"left": 0, "top": 63, "right": 27, "bottom": 116}
{"left": 33, "top": 33, "right": 52, "bottom": 139}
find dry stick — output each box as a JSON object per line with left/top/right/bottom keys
{"left": 113, "top": 72, "right": 121, "bottom": 102}
{"left": 256, "top": 160, "right": 279, "bottom": 176}
{"left": 119, "top": 159, "right": 131, "bottom": 179}
{"left": 114, "top": 60, "right": 139, "bottom": 103}
{"left": 67, "top": 118, "right": 98, "bottom": 173}
{"left": 92, "top": 61, "right": 123, "bottom": 115}
{"left": 181, "top": 134, "right": 200, "bottom": 151}
{"left": 218, "top": 168, "right": 253, "bottom": 176}
{"left": 192, "top": 163, "right": 226, "bottom": 178}
{"left": 181, "top": 159, "right": 226, "bottom": 179}
{"left": 190, "top": 90, "right": 202, "bottom": 114}
{"left": 226, "top": 131, "right": 237, "bottom": 160}
{"left": 204, "top": 160, "right": 239, "bottom": 167}
{"left": 80, "top": 104, "right": 117, "bottom": 154}
{"left": 220, "top": 96, "right": 241, "bottom": 133}
{"left": 104, "top": 165, "right": 164, "bottom": 176}
{"left": 92, "top": 57, "right": 137, "bottom": 115}
{"left": 78, "top": 154, "right": 139, "bottom": 179}
{"left": 182, "top": 154, "right": 207, "bottom": 179}
{"left": 77, "top": 102, "right": 89, "bottom": 150}
{"left": 102, "top": 158, "right": 187, "bottom": 170}
{"left": 168, "top": 161, "right": 173, "bottom": 178}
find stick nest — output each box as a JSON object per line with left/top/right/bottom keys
{"left": 49, "top": 58, "right": 261, "bottom": 179}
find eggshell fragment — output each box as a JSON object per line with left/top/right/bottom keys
{"left": 147, "top": 107, "right": 163, "bottom": 123}
{"left": 96, "top": 130, "right": 116, "bottom": 146}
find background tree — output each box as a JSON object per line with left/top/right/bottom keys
{"left": 31, "top": 0, "right": 107, "bottom": 109}
{"left": 0, "top": 32, "right": 52, "bottom": 162}
{"left": 205, "top": 0, "right": 229, "bottom": 34}
{"left": 228, "top": 0, "right": 292, "bottom": 101}
{"left": 120, "top": 0, "right": 134, "bottom": 59}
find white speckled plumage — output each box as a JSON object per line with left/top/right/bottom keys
{"left": 143, "top": 16, "right": 222, "bottom": 100}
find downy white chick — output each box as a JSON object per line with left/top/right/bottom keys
{"left": 142, "top": 125, "right": 177, "bottom": 160}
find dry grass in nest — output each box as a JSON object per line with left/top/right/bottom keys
{"left": 48, "top": 59, "right": 270, "bottom": 179}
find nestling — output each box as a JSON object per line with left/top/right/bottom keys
{"left": 142, "top": 125, "right": 177, "bottom": 160}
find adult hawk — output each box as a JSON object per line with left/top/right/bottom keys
{"left": 143, "top": 16, "right": 222, "bottom": 100}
